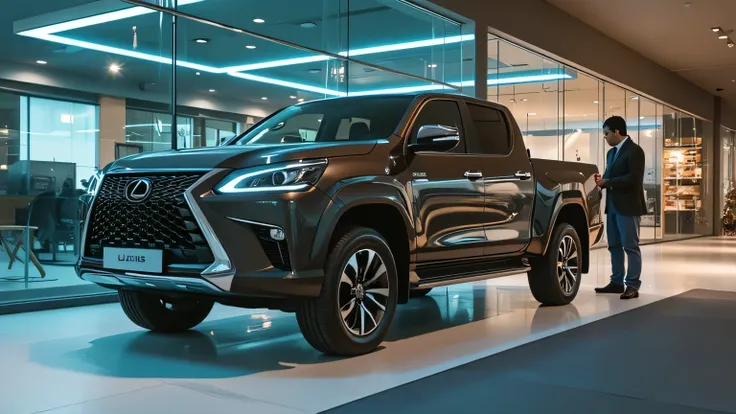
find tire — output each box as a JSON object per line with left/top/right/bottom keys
{"left": 409, "top": 288, "right": 433, "bottom": 298}
{"left": 527, "top": 223, "right": 582, "bottom": 306}
{"left": 296, "top": 226, "right": 399, "bottom": 356}
{"left": 118, "top": 289, "right": 214, "bottom": 333}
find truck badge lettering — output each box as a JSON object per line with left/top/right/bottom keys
{"left": 118, "top": 254, "right": 146, "bottom": 263}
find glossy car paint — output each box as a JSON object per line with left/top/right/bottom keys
{"left": 76, "top": 92, "right": 601, "bottom": 309}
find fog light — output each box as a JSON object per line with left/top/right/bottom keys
{"left": 270, "top": 229, "right": 285, "bottom": 241}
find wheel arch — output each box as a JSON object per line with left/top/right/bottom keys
{"left": 311, "top": 180, "right": 415, "bottom": 304}
{"left": 528, "top": 189, "right": 591, "bottom": 274}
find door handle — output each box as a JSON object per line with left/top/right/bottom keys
{"left": 464, "top": 171, "right": 483, "bottom": 179}
{"left": 515, "top": 171, "right": 532, "bottom": 180}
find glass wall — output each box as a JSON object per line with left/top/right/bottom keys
{"left": 488, "top": 33, "right": 716, "bottom": 246}
{"left": 721, "top": 126, "right": 736, "bottom": 234}
{"left": 0, "top": 0, "right": 474, "bottom": 309}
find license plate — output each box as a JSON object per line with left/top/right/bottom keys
{"left": 103, "top": 247, "right": 163, "bottom": 274}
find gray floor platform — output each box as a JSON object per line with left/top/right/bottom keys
{"left": 324, "top": 289, "right": 736, "bottom": 414}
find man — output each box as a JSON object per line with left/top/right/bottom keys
{"left": 594, "top": 116, "right": 647, "bottom": 299}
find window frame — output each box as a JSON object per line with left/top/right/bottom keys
{"left": 404, "top": 97, "right": 468, "bottom": 155}
{"left": 462, "top": 100, "right": 514, "bottom": 157}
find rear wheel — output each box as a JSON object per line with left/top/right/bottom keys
{"left": 527, "top": 223, "right": 582, "bottom": 306}
{"left": 118, "top": 290, "right": 214, "bottom": 333}
{"left": 297, "top": 227, "right": 398, "bottom": 356}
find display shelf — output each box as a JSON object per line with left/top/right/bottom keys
{"left": 663, "top": 137, "right": 704, "bottom": 214}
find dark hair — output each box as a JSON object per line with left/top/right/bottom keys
{"left": 603, "top": 116, "right": 627, "bottom": 136}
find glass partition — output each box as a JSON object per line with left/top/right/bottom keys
{"left": 488, "top": 29, "right": 716, "bottom": 246}
{"left": 639, "top": 97, "right": 660, "bottom": 241}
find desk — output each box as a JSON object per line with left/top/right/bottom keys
{"left": 0, "top": 225, "right": 46, "bottom": 278}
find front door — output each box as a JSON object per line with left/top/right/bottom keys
{"left": 406, "top": 99, "right": 489, "bottom": 263}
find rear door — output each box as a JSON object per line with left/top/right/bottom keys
{"left": 406, "top": 98, "right": 489, "bottom": 263}
{"left": 462, "top": 101, "right": 535, "bottom": 256}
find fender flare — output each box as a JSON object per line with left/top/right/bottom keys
{"left": 309, "top": 178, "right": 415, "bottom": 265}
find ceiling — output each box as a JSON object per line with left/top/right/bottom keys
{"left": 545, "top": 0, "right": 736, "bottom": 107}
{"left": 0, "top": 0, "right": 478, "bottom": 119}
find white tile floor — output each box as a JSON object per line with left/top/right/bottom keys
{"left": 1, "top": 237, "right": 735, "bottom": 414}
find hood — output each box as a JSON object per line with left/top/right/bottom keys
{"left": 108, "top": 141, "right": 379, "bottom": 171}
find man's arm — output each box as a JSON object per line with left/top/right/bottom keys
{"left": 604, "top": 147, "right": 645, "bottom": 191}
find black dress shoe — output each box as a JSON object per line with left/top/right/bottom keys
{"left": 595, "top": 282, "right": 625, "bottom": 294}
{"left": 620, "top": 287, "right": 639, "bottom": 299}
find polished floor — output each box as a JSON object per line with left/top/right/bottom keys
{"left": 0, "top": 237, "right": 734, "bottom": 414}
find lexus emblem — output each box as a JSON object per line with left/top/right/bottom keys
{"left": 124, "top": 178, "right": 152, "bottom": 203}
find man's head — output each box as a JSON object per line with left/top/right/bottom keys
{"left": 602, "top": 116, "right": 628, "bottom": 147}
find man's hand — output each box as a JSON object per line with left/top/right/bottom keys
{"left": 595, "top": 174, "right": 607, "bottom": 188}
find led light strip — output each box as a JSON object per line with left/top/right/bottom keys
{"left": 15, "top": 1, "right": 565, "bottom": 97}
{"left": 19, "top": 0, "right": 205, "bottom": 36}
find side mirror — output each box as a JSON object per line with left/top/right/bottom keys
{"left": 409, "top": 124, "right": 460, "bottom": 153}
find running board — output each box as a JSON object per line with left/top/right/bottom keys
{"left": 415, "top": 266, "right": 530, "bottom": 289}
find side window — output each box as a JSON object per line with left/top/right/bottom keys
{"left": 410, "top": 100, "right": 464, "bottom": 151}
{"left": 466, "top": 103, "right": 511, "bottom": 155}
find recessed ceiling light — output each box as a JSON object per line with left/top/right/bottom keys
{"left": 261, "top": 97, "right": 268, "bottom": 100}
{"left": 196, "top": 72, "right": 201, "bottom": 76}
{"left": 528, "top": 112, "right": 537, "bottom": 116}
{"left": 290, "top": 95, "right": 297, "bottom": 99}
{"left": 729, "top": 42, "right": 735, "bottom": 48}
{"left": 36, "top": 60, "right": 47, "bottom": 64}
{"left": 593, "top": 100, "right": 599, "bottom": 104}
{"left": 253, "top": 18, "right": 265, "bottom": 23}
{"left": 298, "top": 98, "right": 305, "bottom": 102}
{"left": 194, "top": 38, "right": 209, "bottom": 44}
{"left": 300, "top": 22, "right": 317, "bottom": 28}
{"left": 246, "top": 45, "right": 256, "bottom": 49}
{"left": 630, "top": 96, "right": 639, "bottom": 100}
{"left": 719, "top": 35, "right": 728, "bottom": 39}
{"left": 712, "top": 27, "right": 721, "bottom": 32}
{"left": 109, "top": 64, "right": 120, "bottom": 73}
{"left": 428, "top": 63, "right": 438, "bottom": 68}
{"left": 309, "top": 69, "right": 321, "bottom": 74}
{"left": 209, "top": 89, "right": 216, "bottom": 92}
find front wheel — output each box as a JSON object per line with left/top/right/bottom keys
{"left": 527, "top": 223, "right": 582, "bottom": 306}
{"left": 296, "top": 227, "right": 398, "bottom": 356}
{"left": 118, "top": 290, "right": 214, "bottom": 332}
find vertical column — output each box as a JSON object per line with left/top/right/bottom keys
{"left": 713, "top": 97, "right": 723, "bottom": 236}
{"left": 473, "top": 21, "right": 488, "bottom": 100}
{"left": 98, "top": 96, "right": 127, "bottom": 168}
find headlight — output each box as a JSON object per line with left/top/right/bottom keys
{"left": 215, "top": 159, "right": 328, "bottom": 194}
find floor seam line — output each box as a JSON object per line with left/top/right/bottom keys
{"left": 30, "top": 382, "right": 168, "bottom": 414}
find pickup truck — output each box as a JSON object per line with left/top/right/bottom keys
{"left": 76, "top": 92, "right": 603, "bottom": 356}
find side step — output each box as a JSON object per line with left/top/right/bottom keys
{"left": 413, "top": 257, "right": 530, "bottom": 289}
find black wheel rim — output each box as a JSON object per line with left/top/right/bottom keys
{"left": 557, "top": 235, "right": 578, "bottom": 295}
{"left": 337, "top": 248, "right": 389, "bottom": 337}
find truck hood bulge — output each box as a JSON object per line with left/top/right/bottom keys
{"left": 108, "top": 141, "right": 379, "bottom": 171}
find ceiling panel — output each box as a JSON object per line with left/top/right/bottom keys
{"left": 545, "top": 0, "right": 736, "bottom": 104}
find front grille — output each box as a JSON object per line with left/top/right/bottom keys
{"left": 84, "top": 173, "right": 214, "bottom": 266}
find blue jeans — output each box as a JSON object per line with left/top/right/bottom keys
{"left": 606, "top": 208, "right": 642, "bottom": 290}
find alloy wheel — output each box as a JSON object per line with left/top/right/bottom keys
{"left": 556, "top": 235, "right": 578, "bottom": 295}
{"left": 337, "top": 248, "right": 389, "bottom": 337}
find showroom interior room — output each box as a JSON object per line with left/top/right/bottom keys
{"left": 1, "top": 0, "right": 735, "bottom": 310}
{"left": 1, "top": 0, "right": 736, "bottom": 413}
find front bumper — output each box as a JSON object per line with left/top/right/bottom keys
{"left": 76, "top": 168, "right": 334, "bottom": 299}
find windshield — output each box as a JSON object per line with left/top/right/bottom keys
{"left": 233, "top": 96, "right": 415, "bottom": 145}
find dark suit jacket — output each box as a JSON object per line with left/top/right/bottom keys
{"left": 603, "top": 138, "right": 648, "bottom": 216}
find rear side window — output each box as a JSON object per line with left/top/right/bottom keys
{"left": 466, "top": 103, "right": 511, "bottom": 155}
